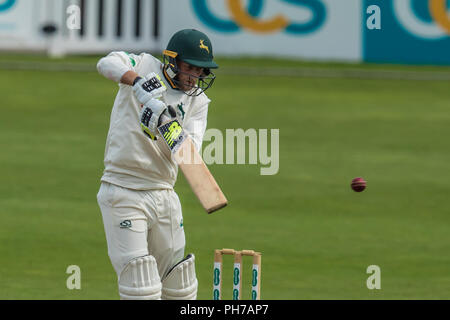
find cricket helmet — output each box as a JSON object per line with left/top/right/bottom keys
{"left": 163, "top": 29, "right": 218, "bottom": 96}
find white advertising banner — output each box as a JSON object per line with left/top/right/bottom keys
{"left": 0, "top": 0, "right": 35, "bottom": 48}
{"left": 161, "top": 0, "right": 362, "bottom": 61}
{"left": 0, "top": 0, "right": 363, "bottom": 62}
{"left": 0, "top": 0, "right": 160, "bottom": 55}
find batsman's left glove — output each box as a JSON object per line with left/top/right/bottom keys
{"left": 140, "top": 101, "right": 177, "bottom": 140}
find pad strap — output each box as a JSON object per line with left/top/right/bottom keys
{"left": 161, "top": 254, "right": 198, "bottom": 300}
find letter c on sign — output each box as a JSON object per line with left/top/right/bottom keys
{"left": 227, "top": 0, "right": 289, "bottom": 33}
{"left": 0, "top": 0, "right": 16, "bottom": 12}
{"left": 429, "top": 0, "right": 450, "bottom": 34}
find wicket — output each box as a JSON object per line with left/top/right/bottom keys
{"left": 213, "top": 249, "right": 262, "bottom": 300}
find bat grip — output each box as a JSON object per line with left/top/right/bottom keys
{"left": 160, "top": 114, "right": 170, "bottom": 124}
{"left": 159, "top": 105, "right": 176, "bottom": 125}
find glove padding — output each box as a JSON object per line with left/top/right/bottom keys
{"left": 133, "top": 72, "right": 166, "bottom": 105}
{"left": 140, "top": 101, "right": 177, "bottom": 140}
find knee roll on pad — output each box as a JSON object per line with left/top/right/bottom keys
{"left": 119, "top": 255, "right": 162, "bottom": 300}
{"left": 161, "top": 254, "right": 198, "bottom": 300}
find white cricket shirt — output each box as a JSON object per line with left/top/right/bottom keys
{"left": 97, "top": 51, "right": 211, "bottom": 190}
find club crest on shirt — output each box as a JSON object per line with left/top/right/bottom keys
{"left": 177, "top": 103, "right": 186, "bottom": 120}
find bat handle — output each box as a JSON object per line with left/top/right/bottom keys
{"left": 159, "top": 105, "right": 175, "bottom": 125}
{"left": 160, "top": 114, "right": 170, "bottom": 124}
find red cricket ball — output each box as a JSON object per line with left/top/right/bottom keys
{"left": 351, "top": 177, "right": 366, "bottom": 192}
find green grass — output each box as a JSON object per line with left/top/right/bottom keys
{"left": 0, "top": 55, "right": 449, "bottom": 299}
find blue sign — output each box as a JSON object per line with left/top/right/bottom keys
{"left": 364, "top": 0, "right": 450, "bottom": 65}
{"left": 191, "top": 0, "right": 326, "bottom": 35}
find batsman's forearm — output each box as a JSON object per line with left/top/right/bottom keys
{"left": 120, "top": 70, "right": 140, "bottom": 86}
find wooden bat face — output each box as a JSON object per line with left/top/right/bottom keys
{"left": 158, "top": 118, "right": 227, "bottom": 214}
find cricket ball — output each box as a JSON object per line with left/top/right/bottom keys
{"left": 351, "top": 177, "right": 366, "bottom": 192}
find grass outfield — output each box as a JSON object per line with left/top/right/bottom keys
{"left": 0, "top": 54, "right": 449, "bottom": 299}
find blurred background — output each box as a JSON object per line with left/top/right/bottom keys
{"left": 1, "top": 0, "right": 449, "bottom": 300}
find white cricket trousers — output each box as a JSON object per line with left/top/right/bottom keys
{"left": 97, "top": 182, "right": 186, "bottom": 279}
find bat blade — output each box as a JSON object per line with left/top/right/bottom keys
{"left": 175, "top": 137, "right": 228, "bottom": 214}
{"left": 158, "top": 119, "right": 227, "bottom": 214}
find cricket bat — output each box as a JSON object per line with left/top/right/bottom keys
{"left": 158, "top": 116, "right": 228, "bottom": 214}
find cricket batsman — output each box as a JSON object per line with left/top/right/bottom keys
{"left": 96, "top": 29, "right": 218, "bottom": 300}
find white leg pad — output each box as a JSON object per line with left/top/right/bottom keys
{"left": 161, "top": 254, "right": 198, "bottom": 300}
{"left": 119, "top": 255, "right": 162, "bottom": 300}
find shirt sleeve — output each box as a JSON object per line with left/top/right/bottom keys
{"left": 96, "top": 51, "right": 142, "bottom": 83}
{"left": 184, "top": 102, "right": 209, "bottom": 153}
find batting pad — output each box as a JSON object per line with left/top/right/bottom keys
{"left": 161, "top": 254, "right": 198, "bottom": 300}
{"left": 119, "top": 255, "right": 162, "bottom": 300}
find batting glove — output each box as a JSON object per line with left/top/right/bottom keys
{"left": 133, "top": 72, "right": 167, "bottom": 105}
{"left": 140, "top": 99, "right": 168, "bottom": 140}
